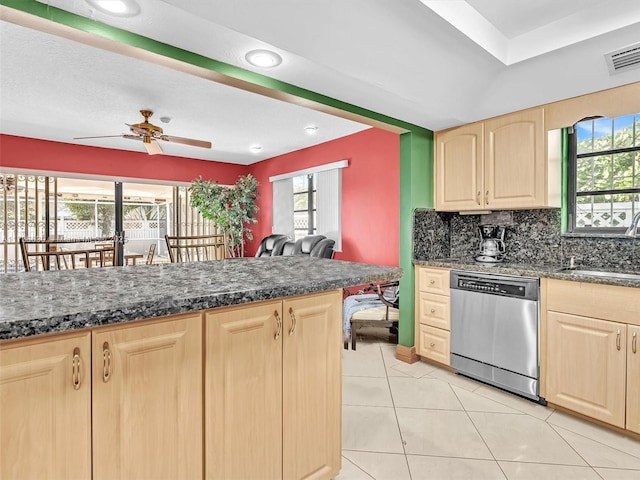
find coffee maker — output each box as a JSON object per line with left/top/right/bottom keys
{"left": 476, "top": 224, "right": 506, "bottom": 263}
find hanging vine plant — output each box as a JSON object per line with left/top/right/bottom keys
{"left": 189, "top": 174, "right": 259, "bottom": 258}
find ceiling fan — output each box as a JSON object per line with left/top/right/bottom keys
{"left": 74, "top": 110, "right": 212, "bottom": 155}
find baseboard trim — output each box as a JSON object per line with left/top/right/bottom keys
{"left": 395, "top": 344, "right": 419, "bottom": 364}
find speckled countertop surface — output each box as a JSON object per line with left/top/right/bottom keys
{"left": 0, "top": 257, "right": 402, "bottom": 341}
{"left": 414, "top": 258, "right": 640, "bottom": 288}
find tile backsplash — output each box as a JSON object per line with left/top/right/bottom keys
{"left": 414, "top": 208, "right": 639, "bottom": 271}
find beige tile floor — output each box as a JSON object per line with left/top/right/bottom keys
{"left": 337, "top": 336, "right": 640, "bottom": 480}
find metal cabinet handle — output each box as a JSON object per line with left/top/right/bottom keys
{"left": 102, "top": 342, "right": 112, "bottom": 383}
{"left": 429, "top": 342, "right": 436, "bottom": 347}
{"left": 430, "top": 308, "right": 436, "bottom": 314}
{"left": 485, "top": 190, "right": 489, "bottom": 205}
{"left": 72, "top": 347, "right": 81, "bottom": 390}
{"left": 476, "top": 191, "right": 481, "bottom": 205}
{"left": 616, "top": 330, "right": 621, "bottom": 351}
{"left": 633, "top": 332, "right": 637, "bottom": 354}
{"left": 289, "top": 307, "right": 297, "bottom": 336}
{"left": 274, "top": 310, "right": 282, "bottom": 340}
{"left": 429, "top": 279, "right": 435, "bottom": 285}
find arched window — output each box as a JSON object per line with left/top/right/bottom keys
{"left": 569, "top": 114, "right": 640, "bottom": 233}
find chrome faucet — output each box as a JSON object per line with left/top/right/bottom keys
{"left": 625, "top": 211, "right": 640, "bottom": 237}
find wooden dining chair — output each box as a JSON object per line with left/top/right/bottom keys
{"left": 146, "top": 243, "right": 156, "bottom": 265}
{"left": 19, "top": 237, "right": 118, "bottom": 272}
{"left": 164, "top": 234, "right": 226, "bottom": 263}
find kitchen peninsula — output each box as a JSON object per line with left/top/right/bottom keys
{"left": 0, "top": 257, "right": 402, "bottom": 480}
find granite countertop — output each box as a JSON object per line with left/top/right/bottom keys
{"left": 0, "top": 257, "right": 402, "bottom": 341}
{"left": 414, "top": 258, "right": 640, "bottom": 288}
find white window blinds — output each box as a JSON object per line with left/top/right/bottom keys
{"left": 272, "top": 176, "right": 294, "bottom": 239}
{"left": 270, "top": 160, "right": 346, "bottom": 251}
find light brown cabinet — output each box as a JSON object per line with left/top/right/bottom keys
{"left": 415, "top": 266, "right": 450, "bottom": 365}
{"left": 205, "top": 290, "right": 342, "bottom": 480}
{"left": 627, "top": 325, "right": 640, "bottom": 434}
{"left": 435, "top": 108, "right": 558, "bottom": 211}
{"left": 545, "top": 279, "right": 640, "bottom": 432}
{"left": 0, "top": 332, "right": 92, "bottom": 480}
{"left": 92, "top": 313, "right": 203, "bottom": 480}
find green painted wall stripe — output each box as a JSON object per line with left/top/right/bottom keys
{"left": 561, "top": 127, "right": 570, "bottom": 233}
{"left": 398, "top": 131, "right": 433, "bottom": 347}
{"left": 1, "top": 0, "right": 428, "bottom": 135}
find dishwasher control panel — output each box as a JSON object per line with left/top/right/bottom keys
{"left": 451, "top": 271, "right": 539, "bottom": 301}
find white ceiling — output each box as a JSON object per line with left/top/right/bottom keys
{"left": 2, "top": 0, "right": 640, "bottom": 165}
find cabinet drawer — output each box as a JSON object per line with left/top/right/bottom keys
{"left": 417, "top": 267, "right": 450, "bottom": 295}
{"left": 417, "top": 292, "right": 450, "bottom": 330}
{"left": 418, "top": 325, "right": 450, "bottom": 366}
{"left": 547, "top": 279, "right": 640, "bottom": 326}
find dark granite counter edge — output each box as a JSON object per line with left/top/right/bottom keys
{"left": 413, "top": 259, "right": 640, "bottom": 288}
{"left": 1, "top": 269, "right": 401, "bottom": 341}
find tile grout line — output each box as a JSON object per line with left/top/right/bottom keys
{"left": 380, "top": 343, "right": 414, "bottom": 480}
{"left": 449, "top": 383, "right": 509, "bottom": 480}
{"left": 546, "top": 417, "right": 640, "bottom": 462}
{"left": 546, "top": 422, "right": 623, "bottom": 479}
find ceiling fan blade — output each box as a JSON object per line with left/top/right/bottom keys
{"left": 144, "top": 138, "right": 163, "bottom": 155}
{"left": 160, "top": 135, "right": 212, "bottom": 149}
{"left": 74, "top": 135, "right": 125, "bottom": 140}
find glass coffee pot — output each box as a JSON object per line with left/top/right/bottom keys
{"left": 476, "top": 224, "right": 506, "bottom": 263}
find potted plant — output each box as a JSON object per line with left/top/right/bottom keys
{"left": 189, "top": 174, "right": 259, "bottom": 257}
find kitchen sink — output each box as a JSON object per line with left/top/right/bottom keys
{"left": 556, "top": 268, "right": 640, "bottom": 281}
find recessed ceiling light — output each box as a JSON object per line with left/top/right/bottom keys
{"left": 245, "top": 49, "right": 283, "bottom": 68}
{"left": 250, "top": 145, "right": 263, "bottom": 153}
{"left": 304, "top": 125, "right": 319, "bottom": 134}
{"left": 85, "top": 0, "right": 140, "bottom": 17}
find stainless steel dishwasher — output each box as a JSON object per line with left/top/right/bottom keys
{"left": 450, "top": 270, "right": 543, "bottom": 402}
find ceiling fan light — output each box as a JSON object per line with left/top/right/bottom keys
{"left": 85, "top": 0, "right": 140, "bottom": 17}
{"left": 245, "top": 49, "right": 283, "bottom": 68}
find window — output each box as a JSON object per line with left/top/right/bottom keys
{"left": 271, "top": 160, "right": 346, "bottom": 250}
{"left": 569, "top": 114, "right": 640, "bottom": 233}
{"left": 293, "top": 174, "right": 317, "bottom": 240}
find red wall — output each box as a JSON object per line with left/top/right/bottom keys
{"left": 0, "top": 134, "right": 248, "bottom": 184}
{"left": 1, "top": 130, "right": 400, "bottom": 266}
{"left": 248, "top": 128, "right": 400, "bottom": 266}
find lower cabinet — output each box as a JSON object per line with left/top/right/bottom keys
{"left": 415, "top": 266, "right": 451, "bottom": 365}
{"left": 627, "top": 325, "right": 640, "bottom": 434}
{"left": 545, "top": 279, "right": 640, "bottom": 433}
{"left": 205, "top": 290, "right": 342, "bottom": 480}
{"left": 0, "top": 290, "right": 342, "bottom": 480}
{"left": 0, "top": 332, "right": 92, "bottom": 480}
{"left": 92, "top": 313, "right": 203, "bottom": 480}
{"left": 546, "top": 311, "right": 627, "bottom": 428}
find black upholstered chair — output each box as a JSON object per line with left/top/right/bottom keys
{"left": 255, "top": 234, "right": 288, "bottom": 257}
{"left": 273, "top": 240, "right": 296, "bottom": 256}
{"left": 310, "top": 238, "right": 335, "bottom": 258}
{"left": 292, "top": 235, "right": 325, "bottom": 256}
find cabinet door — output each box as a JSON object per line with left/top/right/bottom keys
{"left": 92, "top": 314, "right": 202, "bottom": 480}
{"left": 435, "top": 122, "right": 483, "bottom": 211}
{"left": 283, "top": 291, "right": 342, "bottom": 480}
{"left": 484, "top": 108, "right": 545, "bottom": 209}
{"left": 0, "top": 333, "right": 91, "bottom": 480}
{"left": 205, "top": 301, "right": 283, "bottom": 480}
{"left": 546, "top": 312, "right": 626, "bottom": 427}
{"left": 627, "top": 325, "right": 640, "bottom": 434}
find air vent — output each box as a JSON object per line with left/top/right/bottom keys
{"left": 605, "top": 42, "right": 640, "bottom": 75}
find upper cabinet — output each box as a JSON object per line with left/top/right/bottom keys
{"left": 435, "top": 122, "right": 483, "bottom": 211}
{"left": 435, "top": 107, "right": 560, "bottom": 212}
